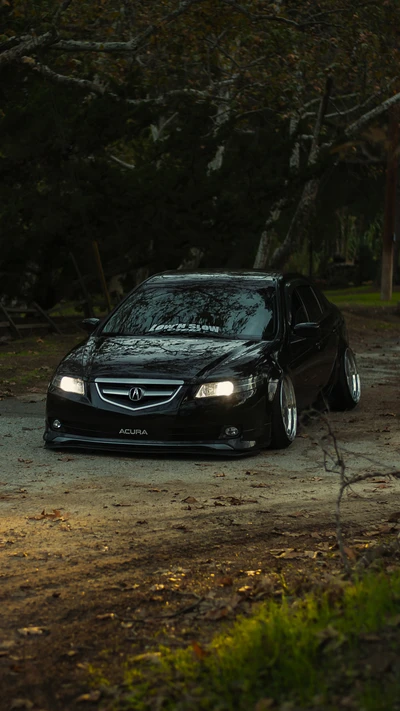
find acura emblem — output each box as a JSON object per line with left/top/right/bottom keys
{"left": 129, "top": 386, "right": 144, "bottom": 401}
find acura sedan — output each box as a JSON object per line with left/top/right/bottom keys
{"left": 44, "top": 271, "right": 361, "bottom": 455}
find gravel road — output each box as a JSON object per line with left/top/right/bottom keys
{"left": 0, "top": 338, "right": 399, "bottom": 530}
{"left": 0, "top": 326, "right": 399, "bottom": 711}
{"left": 0, "top": 339, "right": 400, "bottom": 554}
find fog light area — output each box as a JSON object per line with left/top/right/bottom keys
{"left": 224, "top": 426, "right": 240, "bottom": 437}
{"left": 53, "top": 419, "right": 62, "bottom": 429}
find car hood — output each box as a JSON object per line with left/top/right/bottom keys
{"left": 59, "top": 335, "right": 274, "bottom": 381}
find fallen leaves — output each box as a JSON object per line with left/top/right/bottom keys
{"left": 182, "top": 496, "right": 198, "bottom": 504}
{"left": 254, "top": 699, "right": 274, "bottom": 711}
{"left": 269, "top": 546, "right": 331, "bottom": 560}
{"left": 271, "top": 528, "right": 302, "bottom": 538}
{"left": 215, "top": 576, "right": 233, "bottom": 587}
{"left": 131, "top": 652, "right": 162, "bottom": 664}
{"left": 211, "top": 496, "right": 258, "bottom": 506}
{"left": 17, "top": 627, "right": 49, "bottom": 637}
{"left": 0, "top": 640, "right": 16, "bottom": 656}
{"left": 270, "top": 548, "right": 300, "bottom": 559}
{"left": 76, "top": 690, "right": 101, "bottom": 703}
{"left": 191, "top": 641, "right": 210, "bottom": 659}
{"left": 27, "top": 509, "right": 66, "bottom": 521}
{"left": 10, "top": 700, "right": 34, "bottom": 710}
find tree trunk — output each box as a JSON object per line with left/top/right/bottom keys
{"left": 381, "top": 106, "right": 399, "bottom": 300}
{"left": 253, "top": 197, "right": 287, "bottom": 269}
{"left": 253, "top": 77, "right": 333, "bottom": 271}
{"left": 270, "top": 178, "right": 320, "bottom": 269}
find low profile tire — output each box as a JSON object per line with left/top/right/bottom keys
{"left": 270, "top": 375, "right": 297, "bottom": 449}
{"left": 329, "top": 347, "right": 361, "bottom": 411}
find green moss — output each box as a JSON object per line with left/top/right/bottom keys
{"left": 109, "top": 572, "right": 400, "bottom": 710}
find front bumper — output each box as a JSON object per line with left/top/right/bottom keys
{"left": 44, "top": 384, "right": 270, "bottom": 456}
{"left": 44, "top": 432, "right": 258, "bottom": 455}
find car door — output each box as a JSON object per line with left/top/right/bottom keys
{"left": 296, "top": 283, "right": 339, "bottom": 391}
{"left": 279, "top": 280, "right": 322, "bottom": 409}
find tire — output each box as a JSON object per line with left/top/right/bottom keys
{"left": 329, "top": 347, "right": 361, "bottom": 411}
{"left": 270, "top": 375, "right": 297, "bottom": 449}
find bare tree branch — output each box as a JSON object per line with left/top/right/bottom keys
{"left": 51, "top": 0, "right": 207, "bottom": 54}
{"left": 20, "top": 58, "right": 107, "bottom": 95}
{"left": 125, "top": 88, "right": 210, "bottom": 106}
{"left": 52, "top": 0, "right": 75, "bottom": 25}
{"left": 0, "top": 31, "right": 57, "bottom": 71}
{"left": 0, "top": 35, "right": 31, "bottom": 53}
{"left": 110, "top": 155, "right": 135, "bottom": 170}
{"left": 301, "top": 0, "right": 381, "bottom": 25}
{"left": 346, "top": 90, "right": 400, "bottom": 139}
{"left": 53, "top": 31, "right": 155, "bottom": 54}
{"left": 317, "top": 411, "right": 400, "bottom": 576}
{"left": 221, "top": 0, "right": 300, "bottom": 27}
{"left": 326, "top": 79, "right": 399, "bottom": 120}
{"left": 19, "top": 58, "right": 211, "bottom": 107}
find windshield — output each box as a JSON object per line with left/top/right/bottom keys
{"left": 101, "top": 282, "right": 277, "bottom": 340}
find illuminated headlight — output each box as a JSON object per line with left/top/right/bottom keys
{"left": 195, "top": 381, "right": 235, "bottom": 398}
{"left": 52, "top": 375, "right": 85, "bottom": 395}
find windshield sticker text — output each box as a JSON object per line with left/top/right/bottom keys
{"left": 149, "top": 323, "right": 221, "bottom": 334}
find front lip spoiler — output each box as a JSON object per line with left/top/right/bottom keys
{"left": 43, "top": 432, "right": 258, "bottom": 456}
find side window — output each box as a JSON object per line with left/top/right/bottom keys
{"left": 296, "top": 285, "right": 324, "bottom": 322}
{"left": 291, "top": 289, "right": 308, "bottom": 326}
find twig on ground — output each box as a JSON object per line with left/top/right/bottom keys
{"left": 302, "top": 408, "right": 400, "bottom": 576}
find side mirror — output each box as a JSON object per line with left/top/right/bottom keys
{"left": 82, "top": 317, "right": 100, "bottom": 334}
{"left": 293, "top": 322, "right": 320, "bottom": 338}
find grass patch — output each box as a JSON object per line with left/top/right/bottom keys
{"left": 49, "top": 298, "right": 109, "bottom": 318}
{"left": 113, "top": 572, "right": 400, "bottom": 710}
{"left": 0, "top": 333, "right": 82, "bottom": 394}
{"left": 324, "top": 286, "right": 400, "bottom": 307}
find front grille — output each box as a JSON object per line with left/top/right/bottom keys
{"left": 94, "top": 378, "right": 184, "bottom": 412}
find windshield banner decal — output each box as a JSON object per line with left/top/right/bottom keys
{"left": 149, "top": 323, "right": 221, "bottom": 334}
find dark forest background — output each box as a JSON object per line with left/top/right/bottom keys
{"left": 1, "top": 0, "right": 400, "bottom": 307}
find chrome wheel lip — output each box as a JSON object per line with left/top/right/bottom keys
{"left": 344, "top": 348, "right": 361, "bottom": 403}
{"left": 280, "top": 377, "right": 297, "bottom": 441}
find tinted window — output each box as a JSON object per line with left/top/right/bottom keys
{"left": 291, "top": 290, "right": 308, "bottom": 326}
{"left": 296, "top": 285, "right": 323, "bottom": 322}
{"left": 102, "top": 283, "right": 276, "bottom": 340}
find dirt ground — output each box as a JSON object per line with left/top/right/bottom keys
{"left": 0, "top": 310, "right": 400, "bottom": 711}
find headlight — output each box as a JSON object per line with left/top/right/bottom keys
{"left": 52, "top": 375, "right": 85, "bottom": 395}
{"left": 195, "top": 376, "right": 259, "bottom": 399}
{"left": 195, "top": 381, "right": 235, "bottom": 398}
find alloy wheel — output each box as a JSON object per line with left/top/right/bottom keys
{"left": 280, "top": 376, "right": 297, "bottom": 441}
{"left": 344, "top": 348, "right": 361, "bottom": 403}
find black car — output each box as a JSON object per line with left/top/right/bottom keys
{"left": 44, "top": 271, "right": 361, "bottom": 455}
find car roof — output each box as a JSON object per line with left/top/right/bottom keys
{"left": 143, "top": 270, "right": 285, "bottom": 286}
